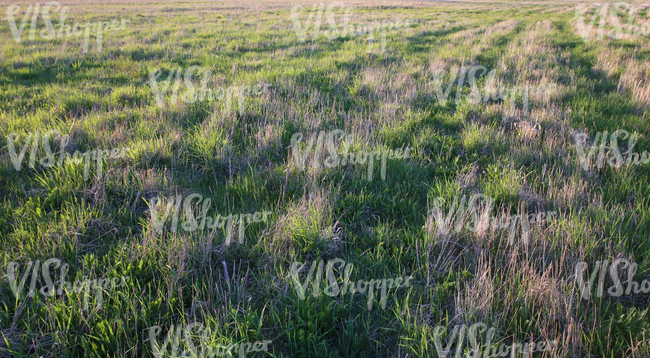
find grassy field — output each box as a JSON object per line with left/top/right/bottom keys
{"left": 1, "top": 0, "right": 650, "bottom": 357}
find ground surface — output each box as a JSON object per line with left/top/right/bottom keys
{"left": 1, "top": 0, "right": 650, "bottom": 357}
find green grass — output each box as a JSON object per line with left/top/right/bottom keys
{"left": 1, "top": 1, "right": 650, "bottom": 357}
